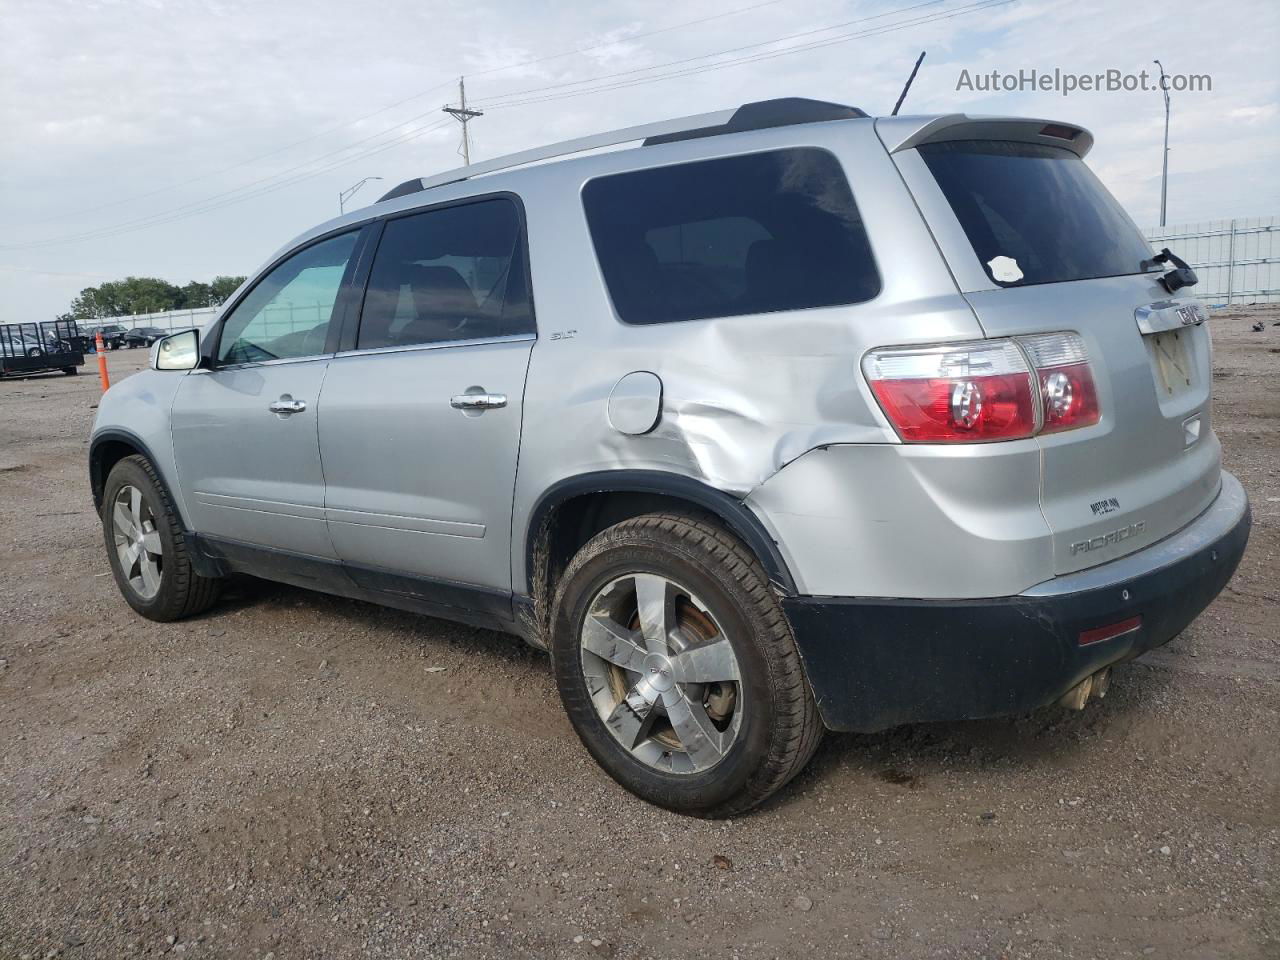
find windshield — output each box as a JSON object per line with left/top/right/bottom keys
{"left": 919, "top": 140, "right": 1153, "bottom": 287}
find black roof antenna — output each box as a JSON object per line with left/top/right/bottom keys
{"left": 891, "top": 51, "right": 927, "bottom": 116}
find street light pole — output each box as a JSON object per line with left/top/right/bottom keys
{"left": 339, "top": 176, "right": 384, "bottom": 215}
{"left": 1154, "top": 59, "right": 1170, "bottom": 227}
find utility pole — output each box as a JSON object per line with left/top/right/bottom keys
{"left": 443, "top": 76, "right": 483, "bottom": 165}
{"left": 1154, "top": 59, "right": 1171, "bottom": 227}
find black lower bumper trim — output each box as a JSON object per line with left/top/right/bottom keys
{"left": 783, "top": 500, "right": 1251, "bottom": 733}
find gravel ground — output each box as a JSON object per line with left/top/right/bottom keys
{"left": 1, "top": 312, "right": 1277, "bottom": 960}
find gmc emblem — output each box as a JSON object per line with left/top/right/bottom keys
{"left": 1176, "top": 304, "right": 1206, "bottom": 326}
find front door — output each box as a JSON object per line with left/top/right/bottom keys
{"left": 317, "top": 196, "right": 536, "bottom": 593}
{"left": 171, "top": 229, "right": 363, "bottom": 558}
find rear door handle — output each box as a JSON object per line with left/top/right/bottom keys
{"left": 268, "top": 396, "right": 307, "bottom": 416}
{"left": 450, "top": 392, "right": 507, "bottom": 411}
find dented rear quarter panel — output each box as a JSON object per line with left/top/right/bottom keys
{"left": 508, "top": 119, "right": 986, "bottom": 594}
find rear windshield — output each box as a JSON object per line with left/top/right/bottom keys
{"left": 919, "top": 140, "right": 1153, "bottom": 287}
{"left": 582, "top": 147, "right": 879, "bottom": 325}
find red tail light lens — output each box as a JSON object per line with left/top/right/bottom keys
{"left": 864, "top": 341, "right": 1036, "bottom": 442}
{"left": 1018, "top": 333, "right": 1101, "bottom": 434}
{"left": 865, "top": 334, "right": 1100, "bottom": 443}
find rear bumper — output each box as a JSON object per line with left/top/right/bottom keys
{"left": 782, "top": 471, "right": 1251, "bottom": 733}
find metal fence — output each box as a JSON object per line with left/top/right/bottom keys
{"left": 100, "top": 303, "right": 333, "bottom": 343}
{"left": 1143, "top": 216, "right": 1279, "bottom": 305}
{"left": 102, "top": 306, "right": 221, "bottom": 335}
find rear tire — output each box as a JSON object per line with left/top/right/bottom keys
{"left": 61, "top": 366, "right": 77, "bottom": 375}
{"left": 551, "top": 512, "right": 823, "bottom": 817}
{"left": 102, "top": 455, "right": 222, "bottom": 621}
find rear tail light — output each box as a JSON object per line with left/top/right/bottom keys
{"left": 863, "top": 340, "right": 1035, "bottom": 442}
{"left": 1018, "top": 333, "right": 1100, "bottom": 434}
{"left": 864, "top": 333, "right": 1100, "bottom": 443}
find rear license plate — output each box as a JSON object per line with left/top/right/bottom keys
{"left": 1150, "top": 328, "right": 1194, "bottom": 397}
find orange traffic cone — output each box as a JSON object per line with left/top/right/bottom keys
{"left": 95, "top": 332, "right": 110, "bottom": 392}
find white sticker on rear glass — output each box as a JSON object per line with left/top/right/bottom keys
{"left": 987, "top": 255, "right": 1023, "bottom": 283}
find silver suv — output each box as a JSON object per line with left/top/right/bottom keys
{"left": 90, "top": 99, "right": 1251, "bottom": 816}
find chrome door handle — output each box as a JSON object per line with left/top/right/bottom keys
{"left": 268, "top": 397, "right": 307, "bottom": 416}
{"left": 450, "top": 392, "right": 507, "bottom": 410}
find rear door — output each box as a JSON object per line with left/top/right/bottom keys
{"left": 170, "top": 229, "right": 364, "bottom": 559}
{"left": 896, "top": 131, "right": 1219, "bottom": 574}
{"left": 317, "top": 195, "right": 535, "bottom": 594}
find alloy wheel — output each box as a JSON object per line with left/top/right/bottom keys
{"left": 111, "top": 484, "right": 164, "bottom": 599}
{"left": 580, "top": 573, "right": 743, "bottom": 774}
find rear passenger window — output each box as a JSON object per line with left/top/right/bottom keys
{"left": 357, "top": 198, "right": 533, "bottom": 350}
{"left": 582, "top": 148, "right": 878, "bottom": 325}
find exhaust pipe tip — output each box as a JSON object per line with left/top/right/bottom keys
{"left": 1058, "top": 667, "right": 1113, "bottom": 711}
{"left": 1059, "top": 674, "right": 1093, "bottom": 711}
{"left": 1092, "top": 667, "right": 1111, "bottom": 700}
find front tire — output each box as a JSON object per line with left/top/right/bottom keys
{"left": 551, "top": 513, "right": 823, "bottom": 817}
{"left": 101, "top": 455, "right": 222, "bottom": 621}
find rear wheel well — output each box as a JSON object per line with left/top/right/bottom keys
{"left": 525, "top": 485, "right": 789, "bottom": 649}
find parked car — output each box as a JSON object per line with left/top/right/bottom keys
{"left": 5, "top": 329, "right": 49, "bottom": 356}
{"left": 124, "top": 326, "right": 168, "bottom": 348}
{"left": 89, "top": 99, "right": 1251, "bottom": 817}
{"left": 85, "top": 323, "right": 127, "bottom": 349}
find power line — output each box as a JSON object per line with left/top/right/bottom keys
{"left": 478, "top": 0, "right": 1009, "bottom": 110}
{"left": 466, "top": 0, "right": 789, "bottom": 82}
{"left": 14, "top": 0, "right": 789, "bottom": 228}
{"left": 7, "top": 0, "right": 1008, "bottom": 250}
{"left": 13, "top": 81, "right": 459, "bottom": 229}
{"left": 3, "top": 118, "right": 455, "bottom": 250}
{"left": 1, "top": 117, "right": 452, "bottom": 249}
{"left": 474, "top": 0, "right": 954, "bottom": 108}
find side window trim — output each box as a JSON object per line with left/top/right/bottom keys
{"left": 335, "top": 220, "right": 384, "bottom": 353}
{"left": 208, "top": 225, "right": 371, "bottom": 369}
{"left": 345, "top": 190, "right": 537, "bottom": 355}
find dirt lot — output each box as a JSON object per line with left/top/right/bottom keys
{"left": 1, "top": 313, "right": 1277, "bottom": 960}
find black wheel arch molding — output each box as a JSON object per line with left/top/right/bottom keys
{"left": 90, "top": 429, "right": 178, "bottom": 515}
{"left": 523, "top": 469, "right": 798, "bottom": 598}
{"left": 90, "top": 429, "right": 225, "bottom": 580}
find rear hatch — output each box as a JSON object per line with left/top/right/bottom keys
{"left": 894, "top": 123, "right": 1220, "bottom": 574}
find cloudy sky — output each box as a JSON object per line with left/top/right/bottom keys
{"left": 1, "top": 0, "right": 1276, "bottom": 322}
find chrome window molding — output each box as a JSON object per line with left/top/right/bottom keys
{"left": 194, "top": 353, "right": 334, "bottom": 373}
{"left": 334, "top": 332, "right": 537, "bottom": 359}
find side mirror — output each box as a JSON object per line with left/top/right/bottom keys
{"left": 151, "top": 329, "right": 200, "bottom": 371}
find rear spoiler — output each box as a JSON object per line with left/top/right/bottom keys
{"left": 875, "top": 114, "right": 1094, "bottom": 158}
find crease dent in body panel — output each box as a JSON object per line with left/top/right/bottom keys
{"left": 644, "top": 393, "right": 771, "bottom": 496}
{"left": 637, "top": 393, "right": 873, "bottom": 497}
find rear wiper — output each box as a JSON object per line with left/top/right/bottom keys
{"left": 1141, "top": 247, "right": 1198, "bottom": 294}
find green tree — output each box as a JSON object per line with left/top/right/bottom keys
{"left": 60, "top": 274, "right": 247, "bottom": 319}
{"left": 180, "top": 281, "right": 212, "bottom": 308}
{"left": 209, "top": 275, "right": 245, "bottom": 305}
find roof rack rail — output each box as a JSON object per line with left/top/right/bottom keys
{"left": 378, "top": 97, "right": 867, "bottom": 203}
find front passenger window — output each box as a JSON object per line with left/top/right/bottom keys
{"left": 217, "top": 231, "right": 359, "bottom": 364}
{"left": 357, "top": 198, "right": 533, "bottom": 350}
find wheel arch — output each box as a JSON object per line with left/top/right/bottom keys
{"left": 89, "top": 429, "right": 184, "bottom": 526}
{"left": 520, "top": 471, "right": 796, "bottom": 645}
